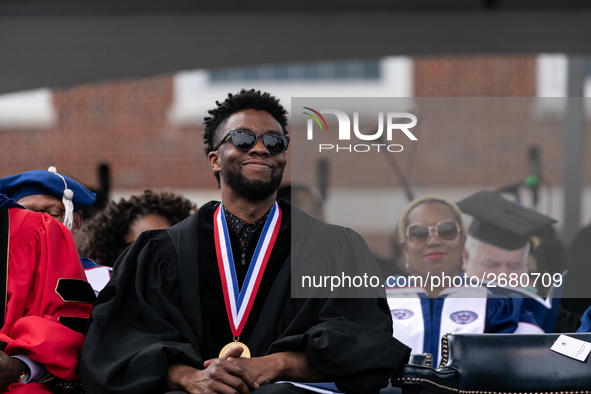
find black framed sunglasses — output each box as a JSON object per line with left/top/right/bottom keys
{"left": 214, "top": 130, "right": 290, "bottom": 154}
{"left": 405, "top": 220, "right": 461, "bottom": 244}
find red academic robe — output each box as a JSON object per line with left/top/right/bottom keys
{"left": 1, "top": 208, "right": 93, "bottom": 393}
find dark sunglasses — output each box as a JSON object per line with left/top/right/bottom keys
{"left": 214, "top": 130, "right": 290, "bottom": 154}
{"left": 406, "top": 220, "right": 461, "bottom": 244}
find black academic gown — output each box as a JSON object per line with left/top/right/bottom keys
{"left": 80, "top": 200, "right": 410, "bottom": 394}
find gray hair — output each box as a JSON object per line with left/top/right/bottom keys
{"left": 465, "top": 235, "right": 530, "bottom": 265}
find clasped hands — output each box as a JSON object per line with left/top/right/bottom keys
{"left": 167, "top": 347, "right": 326, "bottom": 394}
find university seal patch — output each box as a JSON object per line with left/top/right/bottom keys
{"left": 391, "top": 309, "right": 414, "bottom": 320}
{"left": 450, "top": 310, "right": 478, "bottom": 324}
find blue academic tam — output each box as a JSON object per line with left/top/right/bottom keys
{"left": 0, "top": 169, "right": 96, "bottom": 208}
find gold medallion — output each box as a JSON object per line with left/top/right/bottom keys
{"left": 219, "top": 341, "right": 251, "bottom": 358}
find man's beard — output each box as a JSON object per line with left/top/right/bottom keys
{"left": 222, "top": 168, "right": 283, "bottom": 201}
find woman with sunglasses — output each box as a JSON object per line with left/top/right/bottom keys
{"left": 398, "top": 195, "right": 466, "bottom": 297}
{"left": 387, "top": 195, "right": 543, "bottom": 363}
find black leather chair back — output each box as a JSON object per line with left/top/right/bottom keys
{"left": 393, "top": 333, "right": 591, "bottom": 393}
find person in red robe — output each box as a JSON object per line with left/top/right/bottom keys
{"left": 0, "top": 194, "right": 94, "bottom": 393}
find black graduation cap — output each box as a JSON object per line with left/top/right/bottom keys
{"left": 456, "top": 190, "right": 556, "bottom": 250}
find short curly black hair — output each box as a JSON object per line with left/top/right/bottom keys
{"left": 79, "top": 190, "right": 197, "bottom": 267}
{"left": 203, "top": 89, "right": 289, "bottom": 184}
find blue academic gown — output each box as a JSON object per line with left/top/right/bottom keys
{"left": 387, "top": 285, "right": 544, "bottom": 363}
{"left": 576, "top": 306, "right": 591, "bottom": 332}
{"left": 483, "top": 282, "right": 555, "bottom": 332}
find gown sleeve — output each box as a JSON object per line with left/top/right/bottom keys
{"left": 269, "top": 226, "right": 411, "bottom": 394}
{"left": 80, "top": 230, "right": 203, "bottom": 394}
{"left": 2, "top": 209, "right": 94, "bottom": 381}
{"left": 486, "top": 296, "right": 544, "bottom": 334}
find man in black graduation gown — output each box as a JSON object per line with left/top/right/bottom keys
{"left": 80, "top": 89, "right": 410, "bottom": 394}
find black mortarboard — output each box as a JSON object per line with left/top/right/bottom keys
{"left": 456, "top": 190, "right": 556, "bottom": 250}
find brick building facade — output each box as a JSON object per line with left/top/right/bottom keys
{"left": 1, "top": 54, "right": 589, "bottom": 255}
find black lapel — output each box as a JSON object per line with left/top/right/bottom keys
{"left": 248, "top": 255, "right": 291, "bottom": 355}
{"left": 168, "top": 208, "right": 204, "bottom": 350}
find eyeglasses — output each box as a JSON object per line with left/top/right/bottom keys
{"left": 406, "top": 220, "right": 461, "bottom": 244}
{"left": 214, "top": 130, "right": 290, "bottom": 154}
{"left": 31, "top": 207, "right": 65, "bottom": 222}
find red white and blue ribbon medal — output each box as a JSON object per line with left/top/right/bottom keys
{"left": 214, "top": 202, "right": 281, "bottom": 358}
